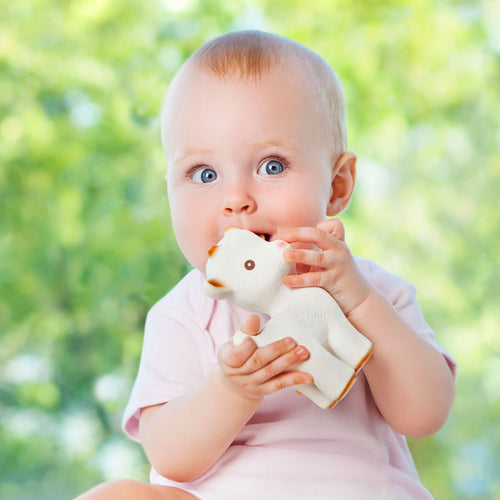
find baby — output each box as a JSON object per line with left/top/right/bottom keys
{"left": 76, "top": 30, "right": 456, "bottom": 500}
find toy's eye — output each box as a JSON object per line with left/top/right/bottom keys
{"left": 257, "top": 159, "right": 284, "bottom": 175}
{"left": 244, "top": 259, "right": 255, "bottom": 270}
{"left": 192, "top": 167, "right": 217, "bottom": 184}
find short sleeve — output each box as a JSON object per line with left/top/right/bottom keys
{"left": 122, "top": 271, "right": 214, "bottom": 441}
{"left": 356, "top": 257, "right": 457, "bottom": 377}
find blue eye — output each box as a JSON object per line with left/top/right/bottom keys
{"left": 192, "top": 167, "right": 217, "bottom": 184}
{"left": 257, "top": 159, "right": 285, "bottom": 175}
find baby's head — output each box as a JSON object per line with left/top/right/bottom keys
{"left": 162, "top": 30, "right": 356, "bottom": 272}
{"left": 164, "top": 30, "right": 347, "bottom": 165}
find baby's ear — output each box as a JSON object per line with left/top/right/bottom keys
{"left": 327, "top": 152, "right": 356, "bottom": 216}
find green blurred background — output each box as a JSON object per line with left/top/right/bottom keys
{"left": 1, "top": 0, "right": 499, "bottom": 498}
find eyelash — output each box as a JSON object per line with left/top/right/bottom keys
{"left": 183, "top": 155, "right": 291, "bottom": 180}
{"left": 259, "top": 155, "right": 290, "bottom": 173}
{"left": 184, "top": 165, "right": 212, "bottom": 180}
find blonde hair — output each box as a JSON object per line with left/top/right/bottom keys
{"left": 171, "top": 31, "right": 347, "bottom": 159}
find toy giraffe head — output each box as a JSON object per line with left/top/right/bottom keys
{"left": 203, "top": 227, "right": 293, "bottom": 313}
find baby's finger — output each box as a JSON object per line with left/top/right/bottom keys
{"left": 240, "top": 314, "right": 261, "bottom": 337}
{"left": 284, "top": 248, "right": 333, "bottom": 270}
{"left": 316, "top": 218, "right": 345, "bottom": 241}
{"left": 277, "top": 226, "right": 318, "bottom": 244}
{"left": 284, "top": 270, "right": 325, "bottom": 289}
{"left": 218, "top": 337, "right": 257, "bottom": 369}
{"left": 278, "top": 227, "right": 337, "bottom": 252}
{"left": 258, "top": 370, "right": 313, "bottom": 395}
{"left": 240, "top": 337, "right": 298, "bottom": 375}
{"left": 252, "top": 345, "right": 310, "bottom": 384}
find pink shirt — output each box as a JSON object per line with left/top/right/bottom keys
{"left": 123, "top": 257, "right": 456, "bottom": 500}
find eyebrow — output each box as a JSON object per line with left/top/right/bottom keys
{"left": 169, "top": 140, "right": 299, "bottom": 165}
{"left": 257, "top": 140, "right": 282, "bottom": 148}
{"left": 252, "top": 139, "right": 298, "bottom": 151}
{"left": 169, "top": 148, "right": 212, "bottom": 165}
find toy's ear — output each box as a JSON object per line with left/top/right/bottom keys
{"left": 327, "top": 152, "right": 356, "bottom": 217}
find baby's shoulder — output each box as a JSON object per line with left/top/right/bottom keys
{"left": 354, "top": 256, "right": 416, "bottom": 300}
{"left": 354, "top": 256, "right": 389, "bottom": 284}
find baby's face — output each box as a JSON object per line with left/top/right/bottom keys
{"left": 163, "top": 64, "right": 338, "bottom": 273}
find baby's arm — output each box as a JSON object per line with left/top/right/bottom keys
{"left": 139, "top": 316, "right": 311, "bottom": 483}
{"left": 279, "top": 219, "right": 455, "bottom": 438}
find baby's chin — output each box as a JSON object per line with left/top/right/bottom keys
{"left": 186, "top": 255, "right": 209, "bottom": 275}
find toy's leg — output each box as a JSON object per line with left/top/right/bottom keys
{"left": 294, "top": 383, "right": 332, "bottom": 409}
{"left": 300, "top": 343, "right": 356, "bottom": 409}
{"left": 326, "top": 306, "right": 373, "bottom": 372}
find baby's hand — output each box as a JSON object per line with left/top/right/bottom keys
{"left": 217, "top": 315, "right": 312, "bottom": 400}
{"left": 279, "top": 219, "right": 373, "bottom": 316}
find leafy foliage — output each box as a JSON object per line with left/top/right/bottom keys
{"left": 1, "top": 1, "right": 498, "bottom": 498}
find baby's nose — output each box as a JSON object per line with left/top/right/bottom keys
{"left": 222, "top": 186, "right": 257, "bottom": 216}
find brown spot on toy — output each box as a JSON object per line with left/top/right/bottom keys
{"left": 328, "top": 374, "right": 356, "bottom": 409}
{"left": 355, "top": 347, "right": 373, "bottom": 374}
{"left": 207, "top": 279, "right": 224, "bottom": 288}
{"left": 208, "top": 245, "right": 218, "bottom": 257}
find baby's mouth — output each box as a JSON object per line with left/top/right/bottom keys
{"left": 221, "top": 227, "right": 272, "bottom": 242}
{"left": 257, "top": 233, "right": 272, "bottom": 242}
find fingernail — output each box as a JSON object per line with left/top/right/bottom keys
{"left": 296, "top": 347, "right": 308, "bottom": 359}
{"left": 284, "top": 337, "right": 295, "bottom": 346}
